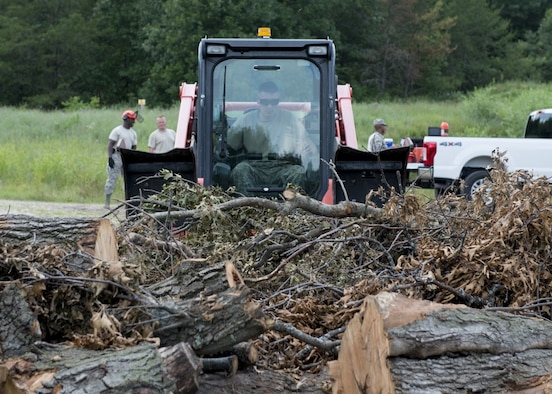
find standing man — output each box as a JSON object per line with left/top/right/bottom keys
{"left": 367, "top": 118, "right": 389, "bottom": 153}
{"left": 148, "top": 115, "right": 176, "bottom": 153}
{"left": 104, "top": 110, "right": 138, "bottom": 209}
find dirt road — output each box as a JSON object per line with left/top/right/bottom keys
{"left": 0, "top": 200, "right": 124, "bottom": 218}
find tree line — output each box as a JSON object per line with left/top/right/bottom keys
{"left": 1, "top": 0, "right": 552, "bottom": 109}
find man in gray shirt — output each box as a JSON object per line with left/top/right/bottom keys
{"left": 148, "top": 115, "right": 176, "bottom": 153}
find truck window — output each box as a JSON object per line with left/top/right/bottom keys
{"left": 525, "top": 111, "right": 552, "bottom": 138}
{"left": 211, "top": 59, "right": 321, "bottom": 197}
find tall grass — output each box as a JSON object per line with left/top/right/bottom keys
{"left": 0, "top": 107, "right": 179, "bottom": 203}
{"left": 354, "top": 80, "right": 552, "bottom": 145}
{"left": 1, "top": 81, "right": 551, "bottom": 203}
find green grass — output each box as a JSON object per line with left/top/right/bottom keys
{"left": 0, "top": 107, "right": 179, "bottom": 203}
{"left": 1, "top": 81, "right": 551, "bottom": 203}
{"left": 353, "top": 80, "right": 552, "bottom": 146}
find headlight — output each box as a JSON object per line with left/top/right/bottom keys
{"left": 308, "top": 46, "right": 328, "bottom": 56}
{"left": 206, "top": 45, "right": 226, "bottom": 55}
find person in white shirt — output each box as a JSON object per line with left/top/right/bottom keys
{"left": 148, "top": 115, "right": 176, "bottom": 153}
{"left": 104, "top": 110, "right": 138, "bottom": 209}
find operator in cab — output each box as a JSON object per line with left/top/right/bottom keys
{"left": 227, "top": 81, "right": 319, "bottom": 195}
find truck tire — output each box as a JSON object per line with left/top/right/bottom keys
{"left": 462, "top": 170, "right": 489, "bottom": 200}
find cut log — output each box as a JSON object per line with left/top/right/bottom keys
{"left": 329, "top": 292, "right": 552, "bottom": 393}
{"left": 159, "top": 342, "right": 202, "bottom": 393}
{"left": 208, "top": 341, "right": 259, "bottom": 370}
{"left": 150, "top": 285, "right": 271, "bottom": 355}
{"left": 1, "top": 341, "right": 201, "bottom": 393}
{"left": 0, "top": 214, "right": 118, "bottom": 261}
{"left": 231, "top": 341, "right": 259, "bottom": 367}
{"left": 147, "top": 260, "right": 243, "bottom": 300}
{"left": 2, "top": 261, "right": 266, "bottom": 360}
{"left": 328, "top": 294, "right": 394, "bottom": 394}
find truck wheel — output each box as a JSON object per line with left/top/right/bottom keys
{"left": 434, "top": 184, "right": 458, "bottom": 198}
{"left": 462, "top": 170, "right": 489, "bottom": 200}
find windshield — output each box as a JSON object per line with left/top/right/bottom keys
{"left": 525, "top": 111, "right": 552, "bottom": 138}
{"left": 211, "top": 58, "right": 321, "bottom": 197}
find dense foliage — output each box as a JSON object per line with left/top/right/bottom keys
{"left": 1, "top": 0, "right": 552, "bottom": 108}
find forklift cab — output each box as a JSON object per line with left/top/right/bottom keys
{"left": 192, "top": 32, "right": 337, "bottom": 200}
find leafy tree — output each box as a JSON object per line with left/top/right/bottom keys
{"left": 383, "top": 0, "right": 454, "bottom": 97}
{"left": 141, "top": 0, "right": 303, "bottom": 106}
{"left": 314, "top": 0, "right": 382, "bottom": 100}
{"left": 334, "top": 0, "right": 453, "bottom": 99}
{"left": 0, "top": 0, "right": 548, "bottom": 107}
{"left": 88, "top": 0, "right": 154, "bottom": 106}
{"left": 0, "top": 0, "right": 100, "bottom": 108}
{"left": 488, "top": 0, "right": 552, "bottom": 39}
{"left": 534, "top": 8, "right": 552, "bottom": 82}
{"left": 441, "top": 0, "right": 520, "bottom": 92}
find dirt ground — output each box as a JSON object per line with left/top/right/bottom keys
{"left": 0, "top": 200, "right": 125, "bottom": 218}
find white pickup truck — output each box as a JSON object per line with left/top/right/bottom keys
{"left": 413, "top": 108, "right": 552, "bottom": 198}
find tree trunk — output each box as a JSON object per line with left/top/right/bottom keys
{"left": 150, "top": 285, "right": 270, "bottom": 355}
{"left": 147, "top": 260, "right": 243, "bottom": 300}
{"left": 0, "top": 214, "right": 118, "bottom": 261}
{"left": 329, "top": 292, "right": 552, "bottom": 393}
{"left": 2, "top": 341, "right": 201, "bottom": 393}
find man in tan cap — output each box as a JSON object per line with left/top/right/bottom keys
{"left": 367, "top": 118, "right": 389, "bottom": 153}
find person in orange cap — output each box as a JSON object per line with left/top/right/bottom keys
{"left": 104, "top": 110, "right": 138, "bottom": 209}
{"left": 440, "top": 121, "right": 449, "bottom": 136}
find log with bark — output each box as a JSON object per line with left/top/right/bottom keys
{"left": 8, "top": 266, "right": 268, "bottom": 357}
{"left": 1, "top": 283, "right": 42, "bottom": 358}
{"left": 0, "top": 214, "right": 118, "bottom": 262}
{"left": 1, "top": 340, "right": 330, "bottom": 394}
{"left": 197, "top": 367, "right": 332, "bottom": 393}
{"left": 147, "top": 260, "right": 243, "bottom": 300}
{"left": 1, "top": 341, "right": 201, "bottom": 393}
{"left": 329, "top": 292, "right": 552, "bottom": 393}
{"left": 149, "top": 285, "right": 270, "bottom": 355}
